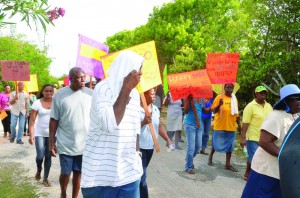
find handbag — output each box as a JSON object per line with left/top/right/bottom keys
{"left": 0, "top": 110, "right": 8, "bottom": 120}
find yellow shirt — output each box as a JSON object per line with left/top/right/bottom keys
{"left": 212, "top": 94, "right": 238, "bottom": 132}
{"left": 242, "top": 100, "right": 273, "bottom": 141}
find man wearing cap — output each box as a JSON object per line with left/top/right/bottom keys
{"left": 240, "top": 86, "right": 273, "bottom": 180}
{"left": 242, "top": 84, "right": 300, "bottom": 198}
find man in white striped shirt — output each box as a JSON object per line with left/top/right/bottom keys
{"left": 81, "top": 50, "right": 144, "bottom": 198}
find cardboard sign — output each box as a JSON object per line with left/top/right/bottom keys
{"left": 76, "top": 34, "right": 109, "bottom": 79}
{"left": 206, "top": 53, "right": 240, "bottom": 84}
{"left": 17, "top": 74, "right": 39, "bottom": 92}
{"left": 1, "top": 61, "right": 30, "bottom": 81}
{"left": 58, "top": 80, "right": 64, "bottom": 86}
{"left": 63, "top": 77, "right": 70, "bottom": 86}
{"left": 167, "top": 69, "right": 213, "bottom": 101}
{"left": 101, "top": 41, "right": 161, "bottom": 93}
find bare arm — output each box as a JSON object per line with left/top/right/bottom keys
{"left": 158, "top": 121, "right": 172, "bottom": 146}
{"left": 213, "top": 98, "right": 223, "bottom": 114}
{"left": 236, "top": 116, "right": 242, "bottom": 134}
{"left": 259, "top": 129, "right": 279, "bottom": 157}
{"left": 9, "top": 93, "right": 18, "bottom": 105}
{"left": 113, "top": 70, "right": 141, "bottom": 125}
{"left": 183, "top": 95, "right": 192, "bottom": 114}
{"left": 49, "top": 118, "right": 59, "bottom": 157}
{"left": 240, "top": 123, "right": 249, "bottom": 147}
{"left": 28, "top": 110, "right": 38, "bottom": 145}
{"left": 163, "top": 93, "right": 170, "bottom": 107}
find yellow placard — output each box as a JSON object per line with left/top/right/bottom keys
{"left": 17, "top": 74, "right": 39, "bottom": 92}
{"left": 58, "top": 80, "right": 64, "bottom": 86}
{"left": 80, "top": 44, "right": 107, "bottom": 61}
{"left": 101, "top": 41, "right": 162, "bottom": 93}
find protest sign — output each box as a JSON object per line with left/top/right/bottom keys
{"left": 17, "top": 74, "right": 39, "bottom": 92}
{"left": 206, "top": 53, "right": 240, "bottom": 84}
{"left": 1, "top": 61, "right": 30, "bottom": 81}
{"left": 101, "top": 41, "right": 161, "bottom": 93}
{"left": 63, "top": 77, "right": 70, "bottom": 86}
{"left": 167, "top": 69, "right": 213, "bottom": 101}
{"left": 76, "top": 34, "right": 109, "bottom": 79}
{"left": 58, "top": 80, "right": 64, "bottom": 86}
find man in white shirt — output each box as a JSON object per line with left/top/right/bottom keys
{"left": 9, "top": 81, "right": 29, "bottom": 144}
{"left": 81, "top": 50, "right": 144, "bottom": 198}
{"left": 49, "top": 67, "right": 93, "bottom": 198}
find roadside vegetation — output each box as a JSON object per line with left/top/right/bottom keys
{"left": 0, "top": 162, "right": 47, "bottom": 198}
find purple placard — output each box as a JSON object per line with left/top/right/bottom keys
{"left": 76, "top": 34, "right": 109, "bottom": 79}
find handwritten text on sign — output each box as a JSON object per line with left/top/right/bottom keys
{"left": 1, "top": 61, "right": 30, "bottom": 81}
{"left": 101, "top": 41, "right": 161, "bottom": 93}
{"left": 206, "top": 53, "right": 240, "bottom": 84}
{"left": 167, "top": 70, "right": 213, "bottom": 101}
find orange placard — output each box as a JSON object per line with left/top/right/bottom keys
{"left": 206, "top": 53, "right": 240, "bottom": 84}
{"left": 167, "top": 69, "right": 213, "bottom": 101}
{"left": 0, "top": 61, "right": 30, "bottom": 81}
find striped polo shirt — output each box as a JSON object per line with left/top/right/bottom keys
{"left": 81, "top": 80, "right": 143, "bottom": 188}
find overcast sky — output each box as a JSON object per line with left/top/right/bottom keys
{"left": 9, "top": 0, "right": 172, "bottom": 77}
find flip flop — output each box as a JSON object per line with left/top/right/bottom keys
{"left": 43, "top": 180, "right": 52, "bottom": 187}
{"left": 225, "top": 165, "right": 238, "bottom": 172}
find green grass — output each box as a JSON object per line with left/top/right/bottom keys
{"left": 0, "top": 162, "right": 46, "bottom": 198}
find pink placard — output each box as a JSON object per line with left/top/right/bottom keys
{"left": 1, "top": 61, "right": 30, "bottom": 81}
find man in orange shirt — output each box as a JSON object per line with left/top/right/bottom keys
{"left": 208, "top": 83, "right": 241, "bottom": 172}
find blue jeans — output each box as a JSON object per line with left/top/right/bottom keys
{"left": 35, "top": 136, "right": 52, "bottom": 179}
{"left": 81, "top": 179, "right": 141, "bottom": 198}
{"left": 201, "top": 117, "right": 212, "bottom": 149}
{"left": 10, "top": 113, "right": 26, "bottom": 142}
{"left": 140, "top": 149, "right": 154, "bottom": 198}
{"left": 184, "top": 122, "right": 203, "bottom": 170}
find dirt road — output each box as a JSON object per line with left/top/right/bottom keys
{"left": 0, "top": 129, "right": 246, "bottom": 198}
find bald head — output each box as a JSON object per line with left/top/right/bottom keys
{"left": 17, "top": 81, "right": 24, "bottom": 92}
{"left": 69, "top": 67, "right": 85, "bottom": 78}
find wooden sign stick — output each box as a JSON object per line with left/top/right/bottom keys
{"left": 191, "top": 99, "right": 200, "bottom": 128}
{"left": 140, "top": 92, "right": 160, "bottom": 153}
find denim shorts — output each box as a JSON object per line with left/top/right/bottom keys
{"left": 246, "top": 140, "right": 259, "bottom": 163}
{"left": 59, "top": 154, "right": 82, "bottom": 174}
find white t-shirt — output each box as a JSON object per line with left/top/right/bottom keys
{"left": 31, "top": 99, "right": 51, "bottom": 137}
{"left": 251, "top": 110, "right": 298, "bottom": 179}
{"left": 81, "top": 80, "right": 143, "bottom": 188}
{"left": 50, "top": 86, "right": 93, "bottom": 156}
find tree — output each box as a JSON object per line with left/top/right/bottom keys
{"left": 0, "top": 36, "right": 58, "bottom": 92}
{"left": 0, "top": 0, "right": 65, "bottom": 31}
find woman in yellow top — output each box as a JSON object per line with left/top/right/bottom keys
{"left": 240, "top": 86, "right": 273, "bottom": 180}
{"left": 208, "top": 83, "right": 241, "bottom": 172}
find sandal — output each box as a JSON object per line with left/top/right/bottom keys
{"left": 225, "top": 165, "right": 238, "bottom": 172}
{"left": 43, "top": 180, "right": 52, "bottom": 187}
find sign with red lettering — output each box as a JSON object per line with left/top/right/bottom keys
{"left": 167, "top": 69, "right": 213, "bottom": 101}
{"left": 63, "top": 77, "right": 70, "bottom": 86}
{"left": 1, "top": 61, "right": 30, "bottom": 81}
{"left": 206, "top": 53, "right": 240, "bottom": 84}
